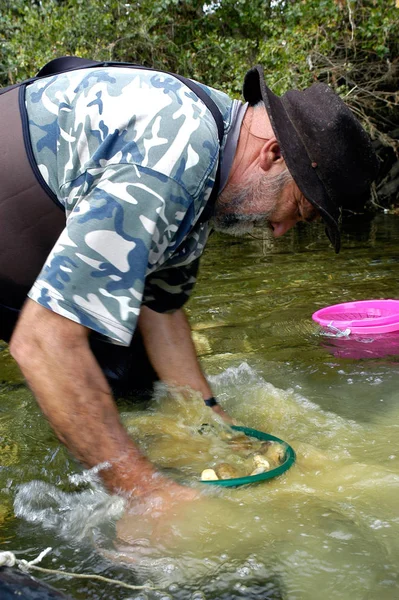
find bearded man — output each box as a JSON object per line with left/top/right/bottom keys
{"left": 0, "top": 59, "right": 378, "bottom": 503}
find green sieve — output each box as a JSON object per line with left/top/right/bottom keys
{"left": 201, "top": 425, "right": 296, "bottom": 487}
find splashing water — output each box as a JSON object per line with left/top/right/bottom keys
{"left": 10, "top": 362, "right": 399, "bottom": 597}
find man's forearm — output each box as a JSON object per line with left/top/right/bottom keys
{"left": 138, "top": 306, "right": 213, "bottom": 399}
{"left": 10, "top": 300, "right": 160, "bottom": 497}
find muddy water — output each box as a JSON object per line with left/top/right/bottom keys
{"left": 2, "top": 214, "right": 399, "bottom": 599}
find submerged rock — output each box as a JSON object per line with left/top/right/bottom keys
{"left": 261, "top": 442, "right": 286, "bottom": 466}
{"left": 227, "top": 434, "right": 258, "bottom": 453}
{"left": 201, "top": 468, "right": 219, "bottom": 481}
{"left": 253, "top": 454, "right": 271, "bottom": 470}
{"left": 250, "top": 465, "right": 269, "bottom": 476}
{"left": 215, "top": 462, "right": 244, "bottom": 480}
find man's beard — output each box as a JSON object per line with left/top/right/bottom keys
{"left": 211, "top": 169, "right": 292, "bottom": 236}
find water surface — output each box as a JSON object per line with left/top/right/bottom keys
{"left": 1, "top": 214, "right": 399, "bottom": 599}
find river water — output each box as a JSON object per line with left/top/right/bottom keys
{"left": 1, "top": 214, "right": 399, "bottom": 599}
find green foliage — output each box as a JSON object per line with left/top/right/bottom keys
{"left": 0, "top": 0, "right": 398, "bottom": 136}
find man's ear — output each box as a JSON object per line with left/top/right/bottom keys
{"left": 259, "top": 138, "right": 283, "bottom": 172}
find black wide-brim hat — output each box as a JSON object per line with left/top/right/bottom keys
{"left": 243, "top": 65, "right": 379, "bottom": 253}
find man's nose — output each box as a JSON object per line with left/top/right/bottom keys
{"left": 270, "top": 219, "right": 297, "bottom": 237}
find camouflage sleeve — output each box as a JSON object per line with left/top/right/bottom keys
{"left": 143, "top": 257, "right": 200, "bottom": 313}
{"left": 28, "top": 164, "right": 196, "bottom": 346}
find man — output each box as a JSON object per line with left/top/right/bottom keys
{"left": 1, "top": 61, "right": 378, "bottom": 505}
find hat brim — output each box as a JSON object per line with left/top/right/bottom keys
{"left": 244, "top": 66, "right": 341, "bottom": 253}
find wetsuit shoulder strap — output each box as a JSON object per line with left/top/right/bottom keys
{"left": 0, "top": 56, "right": 100, "bottom": 95}
{"left": 35, "top": 56, "right": 100, "bottom": 77}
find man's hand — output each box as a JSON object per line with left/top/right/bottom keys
{"left": 211, "top": 403, "right": 234, "bottom": 424}
{"left": 124, "top": 479, "right": 199, "bottom": 518}
{"left": 115, "top": 480, "right": 208, "bottom": 554}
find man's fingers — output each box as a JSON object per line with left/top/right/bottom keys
{"left": 211, "top": 404, "right": 235, "bottom": 424}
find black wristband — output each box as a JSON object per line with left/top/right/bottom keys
{"left": 204, "top": 396, "right": 218, "bottom": 407}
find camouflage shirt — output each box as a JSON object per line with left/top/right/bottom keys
{"left": 25, "top": 67, "right": 236, "bottom": 345}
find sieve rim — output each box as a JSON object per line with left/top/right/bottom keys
{"left": 201, "top": 425, "right": 296, "bottom": 487}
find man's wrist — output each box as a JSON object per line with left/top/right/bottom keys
{"left": 204, "top": 396, "right": 218, "bottom": 407}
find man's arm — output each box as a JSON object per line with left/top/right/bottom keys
{"left": 138, "top": 306, "right": 232, "bottom": 422}
{"left": 9, "top": 299, "right": 195, "bottom": 498}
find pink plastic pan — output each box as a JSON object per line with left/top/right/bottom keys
{"left": 312, "top": 299, "right": 399, "bottom": 334}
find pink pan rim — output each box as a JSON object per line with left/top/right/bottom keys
{"left": 312, "top": 299, "right": 399, "bottom": 333}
